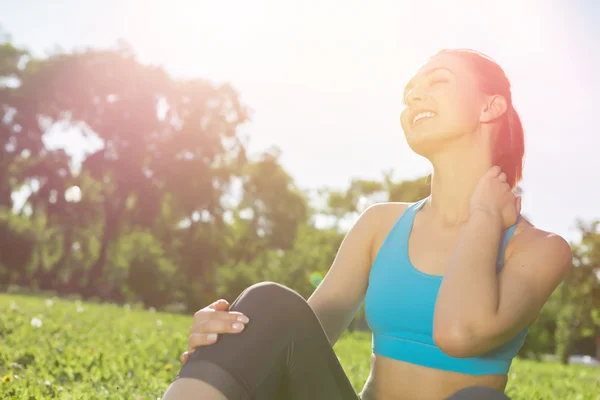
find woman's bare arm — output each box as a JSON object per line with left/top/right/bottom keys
{"left": 308, "top": 203, "right": 390, "bottom": 345}
{"left": 434, "top": 213, "right": 572, "bottom": 358}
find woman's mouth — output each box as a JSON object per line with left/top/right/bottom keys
{"left": 412, "top": 111, "right": 437, "bottom": 126}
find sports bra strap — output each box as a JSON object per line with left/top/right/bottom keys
{"left": 496, "top": 215, "right": 521, "bottom": 271}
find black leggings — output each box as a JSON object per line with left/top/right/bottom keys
{"left": 174, "top": 282, "right": 510, "bottom": 400}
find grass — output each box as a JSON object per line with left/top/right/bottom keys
{"left": 0, "top": 294, "right": 598, "bottom": 399}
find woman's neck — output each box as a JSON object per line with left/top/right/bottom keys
{"left": 425, "top": 149, "right": 493, "bottom": 227}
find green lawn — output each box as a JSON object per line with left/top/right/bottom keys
{"left": 0, "top": 294, "right": 598, "bottom": 399}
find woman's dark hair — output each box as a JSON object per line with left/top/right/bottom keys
{"left": 438, "top": 49, "right": 525, "bottom": 189}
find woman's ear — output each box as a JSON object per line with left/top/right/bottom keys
{"left": 480, "top": 95, "right": 508, "bottom": 123}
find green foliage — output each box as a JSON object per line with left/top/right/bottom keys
{"left": 238, "top": 149, "right": 309, "bottom": 250}
{"left": 324, "top": 179, "right": 385, "bottom": 219}
{"left": 117, "top": 230, "right": 180, "bottom": 308}
{"left": 216, "top": 224, "right": 343, "bottom": 300}
{"left": 554, "top": 221, "right": 600, "bottom": 363}
{"left": 516, "top": 280, "right": 568, "bottom": 360}
{"left": 387, "top": 174, "right": 431, "bottom": 202}
{"left": 0, "top": 209, "right": 36, "bottom": 277}
{"left": 1, "top": 295, "right": 598, "bottom": 399}
{"left": 1, "top": 40, "right": 250, "bottom": 297}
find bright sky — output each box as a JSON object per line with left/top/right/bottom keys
{"left": 2, "top": 0, "right": 599, "bottom": 243}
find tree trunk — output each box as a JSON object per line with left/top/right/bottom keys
{"left": 556, "top": 306, "right": 582, "bottom": 365}
{"left": 40, "top": 226, "right": 73, "bottom": 290}
{"left": 66, "top": 197, "right": 122, "bottom": 297}
{"left": 83, "top": 199, "right": 123, "bottom": 297}
{"left": 18, "top": 235, "right": 43, "bottom": 288}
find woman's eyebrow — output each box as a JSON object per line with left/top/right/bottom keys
{"left": 403, "top": 67, "right": 456, "bottom": 97}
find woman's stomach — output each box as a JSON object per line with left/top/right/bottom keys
{"left": 359, "top": 353, "right": 508, "bottom": 400}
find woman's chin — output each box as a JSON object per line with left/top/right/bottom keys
{"left": 405, "top": 130, "right": 439, "bottom": 153}
{"left": 404, "top": 127, "right": 467, "bottom": 157}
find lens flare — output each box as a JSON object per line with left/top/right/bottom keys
{"left": 309, "top": 272, "right": 323, "bottom": 288}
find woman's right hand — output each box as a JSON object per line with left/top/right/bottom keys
{"left": 180, "top": 298, "right": 250, "bottom": 364}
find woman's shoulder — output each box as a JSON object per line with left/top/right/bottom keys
{"left": 362, "top": 202, "right": 413, "bottom": 258}
{"left": 366, "top": 201, "right": 412, "bottom": 214}
{"left": 512, "top": 217, "right": 570, "bottom": 249}
{"left": 363, "top": 201, "right": 412, "bottom": 226}
{"left": 506, "top": 216, "right": 572, "bottom": 271}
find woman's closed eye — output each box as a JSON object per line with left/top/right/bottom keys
{"left": 401, "top": 77, "right": 448, "bottom": 105}
{"left": 430, "top": 78, "right": 448, "bottom": 86}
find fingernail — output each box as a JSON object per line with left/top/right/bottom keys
{"left": 237, "top": 315, "right": 249, "bottom": 323}
{"left": 207, "top": 334, "right": 218, "bottom": 341}
{"left": 232, "top": 323, "right": 244, "bottom": 331}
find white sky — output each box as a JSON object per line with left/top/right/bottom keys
{"left": 2, "top": 0, "right": 599, "bottom": 242}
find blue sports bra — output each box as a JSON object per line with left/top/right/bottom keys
{"left": 365, "top": 197, "right": 528, "bottom": 376}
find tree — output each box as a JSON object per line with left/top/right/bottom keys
{"left": 386, "top": 173, "right": 431, "bottom": 203}
{"left": 0, "top": 42, "right": 34, "bottom": 208}
{"left": 3, "top": 44, "right": 248, "bottom": 297}
{"left": 0, "top": 210, "right": 36, "bottom": 284}
{"left": 216, "top": 223, "right": 343, "bottom": 301}
{"left": 555, "top": 220, "right": 600, "bottom": 363}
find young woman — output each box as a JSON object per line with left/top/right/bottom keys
{"left": 162, "top": 49, "right": 572, "bottom": 400}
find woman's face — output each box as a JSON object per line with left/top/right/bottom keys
{"left": 400, "top": 53, "right": 487, "bottom": 156}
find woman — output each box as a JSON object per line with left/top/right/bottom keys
{"left": 162, "top": 49, "right": 572, "bottom": 400}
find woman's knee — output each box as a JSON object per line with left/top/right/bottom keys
{"left": 233, "top": 282, "right": 308, "bottom": 311}
{"left": 230, "top": 281, "right": 315, "bottom": 326}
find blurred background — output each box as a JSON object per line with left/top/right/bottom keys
{"left": 0, "top": 0, "right": 599, "bottom": 365}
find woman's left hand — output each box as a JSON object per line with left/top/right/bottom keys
{"left": 470, "top": 166, "right": 521, "bottom": 229}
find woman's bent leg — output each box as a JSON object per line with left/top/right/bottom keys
{"left": 163, "top": 282, "right": 359, "bottom": 400}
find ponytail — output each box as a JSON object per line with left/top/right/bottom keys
{"left": 438, "top": 49, "right": 526, "bottom": 189}
{"left": 494, "top": 104, "right": 524, "bottom": 189}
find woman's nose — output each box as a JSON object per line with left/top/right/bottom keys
{"left": 405, "top": 88, "right": 427, "bottom": 107}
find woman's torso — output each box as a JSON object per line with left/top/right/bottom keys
{"left": 359, "top": 201, "right": 524, "bottom": 400}
{"left": 361, "top": 354, "right": 507, "bottom": 400}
